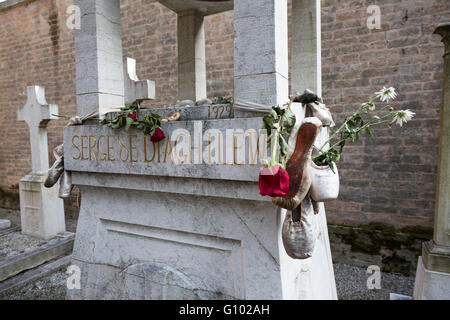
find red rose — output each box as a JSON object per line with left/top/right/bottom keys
{"left": 259, "top": 165, "right": 290, "bottom": 197}
{"left": 128, "top": 112, "right": 137, "bottom": 121}
{"left": 151, "top": 128, "right": 166, "bottom": 142}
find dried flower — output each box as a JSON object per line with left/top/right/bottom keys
{"left": 128, "top": 112, "right": 137, "bottom": 121}
{"left": 393, "top": 109, "right": 415, "bottom": 127}
{"left": 375, "top": 87, "right": 397, "bottom": 102}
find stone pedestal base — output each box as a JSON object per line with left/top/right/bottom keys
{"left": 414, "top": 256, "right": 450, "bottom": 299}
{"left": 67, "top": 173, "right": 336, "bottom": 300}
{"left": 19, "top": 173, "right": 65, "bottom": 240}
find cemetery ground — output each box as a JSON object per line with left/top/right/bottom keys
{"left": 0, "top": 208, "right": 414, "bottom": 300}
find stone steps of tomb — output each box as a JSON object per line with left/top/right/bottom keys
{"left": 0, "top": 232, "right": 74, "bottom": 283}
{"left": 0, "top": 255, "right": 71, "bottom": 298}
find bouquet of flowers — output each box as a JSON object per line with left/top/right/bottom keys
{"left": 259, "top": 100, "right": 296, "bottom": 197}
{"left": 312, "top": 87, "right": 415, "bottom": 170}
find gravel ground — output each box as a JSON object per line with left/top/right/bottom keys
{"left": 334, "top": 263, "right": 414, "bottom": 300}
{"left": 0, "top": 266, "right": 67, "bottom": 300}
{"left": 0, "top": 263, "right": 414, "bottom": 300}
{"left": 0, "top": 232, "right": 48, "bottom": 260}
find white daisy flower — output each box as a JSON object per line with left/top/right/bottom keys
{"left": 375, "top": 87, "right": 397, "bottom": 102}
{"left": 393, "top": 109, "right": 415, "bottom": 127}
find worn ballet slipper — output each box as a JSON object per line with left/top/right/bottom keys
{"left": 58, "top": 170, "right": 73, "bottom": 199}
{"left": 312, "top": 199, "right": 320, "bottom": 215}
{"left": 271, "top": 118, "right": 321, "bottom": 210}
{"left": 67, "top": 116, "right": 82, "bottom": 126}
{"left": 282, "top": 196, "right": 316, "bottom": 259}
{"left": 53, "top": 144, "right": 64, "bottom": 160}
{"left": 308, "top": 101, "right": 335, "bottom": 127}
{"left": 272, "top": 169, "right": 311, "bottom": 210}
{"left": 44, "top": 157, "right": 64, "bottom": 188}
{"left": 292, "top": 89, "right": 319, "bottom": 104}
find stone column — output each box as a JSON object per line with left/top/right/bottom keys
{"left": 291, "top": 0, "right": 322, "bottom": 96}
{"left": 234, "top": 0, "right": 289, "bottom": 108}
{"left": 414, "top": 22, "right": 450, "bottom": 300}
{"left": 288, "top": 0, "right": 337, "bottom": 299}
{"left": 74, "top": 0, "right": 125, "bottom": 116}
{"left": 17, "top": 86, "right": 65, "bottom": 240}
{"left": 177, "top": 10, "right": 207, "bottom": 101}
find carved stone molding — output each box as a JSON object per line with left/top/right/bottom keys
{"left": 434, "top": 22, "right": 450, "bottom": 57}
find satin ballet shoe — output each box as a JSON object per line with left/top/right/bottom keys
{"left": 272, "top": 118, "right": 321, "bottom": 210}
{"left": 44, "top": 157, "right": 64, "bottom": 188}
{"left": 282, "top": 196, "right": 316, "bottom": 259}
{"left": 58, "top": 170, "right": 73, "bottom": 199}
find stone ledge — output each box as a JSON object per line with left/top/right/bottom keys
{"left": 72, "top": 172, "right": 269, "bottom": 202}
{"left": 0, "top": 233, "right": 74, "bottom": 282}
{"left": 0, "top": 255, "right": 71, "bottom": 296}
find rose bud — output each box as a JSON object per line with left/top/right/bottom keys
{"left": 128, "top": 112, "right": 137, "bottom": 121}
{"left": 151, "top": 128, "right": 166, "bottom": 142}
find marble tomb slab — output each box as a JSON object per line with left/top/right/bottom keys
{"left": 64, "top": 117, "right": 269, "bottom": 182}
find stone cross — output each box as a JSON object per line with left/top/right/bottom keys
{"left": 17, "top": 86, "right": 59, "bottom": 174}
{"left": 17, "top": 86, "right": 65, "bottom": 240}
{"left": 124, "top": 57, "right": 156, "bottom": 105}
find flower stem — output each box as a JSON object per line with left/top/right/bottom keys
{"left": 270, "top": 118, "right": 282, "bottom": 168}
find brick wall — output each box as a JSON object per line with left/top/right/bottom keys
{"left": 0, "top": 0, "right": 76, "bottom": 211}
{"left": 321, "top": 0, "right": 450, "bottom": 231}
{"left": 1, "top": 0, "right": 449, "bottom": 273}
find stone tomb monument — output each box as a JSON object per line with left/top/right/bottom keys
{"left": 414, "top": 22, "right": 450, "bottom": 300}
{"left": 17, "top": 86, "right": 65, "bottom": 240}
{"left": 67, "top": 0, "right": 336, "bottom": 299}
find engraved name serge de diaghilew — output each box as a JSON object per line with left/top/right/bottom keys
{"left": 70, "top": 130, "right": 268, "bottom": 166}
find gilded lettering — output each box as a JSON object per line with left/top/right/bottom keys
{"left": 81, "top": 136, "right": 89, "bottom": 160}
{"left": 118, "top": 136, "right": 129, "bottom": 162}
{"left": 107, "top": 136, "right": 116, "bottom": 162}
{"left": 129, "top": 135, "right": 138, "bottom": 163}
{"left": 72, "top": 135, "right": 81, "bottom": 160}
{"left": 97, "top": 136, "right": 107, "bottom": 161}
{"left": 89, "top": 136, "right": 97, "bottom": 161}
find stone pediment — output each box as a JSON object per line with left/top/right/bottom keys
{"left": 158, "top": 0, "right": 233, "bottom": 16}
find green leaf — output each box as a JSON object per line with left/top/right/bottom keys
{"left": 125, "top": 116, "right": 134, "bottom": 131}
{"left": 269, "top": 108, "right": 278, "bottom": 120}
{"left": 281, "top": 108, "right": 296, "bottom": 134}
{"left": 365, "top": 127, "right": 373, "bottom": 136}
{"left": 279, "top": 135, "right": 289, "bottom": 155}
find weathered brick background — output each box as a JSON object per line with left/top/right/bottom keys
{"left": 0, "top": 0, "right": 449, "bottom": 274}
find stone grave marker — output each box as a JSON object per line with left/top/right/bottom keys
{"left": 17, "top": 86, "right": 65, "bottom": 240}
{"left": 67, "top": 0, "right": 336, "bottom": 300}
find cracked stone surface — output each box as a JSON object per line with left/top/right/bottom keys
{"left": 0, "top": 263, "right": 415, "bottom": 300}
